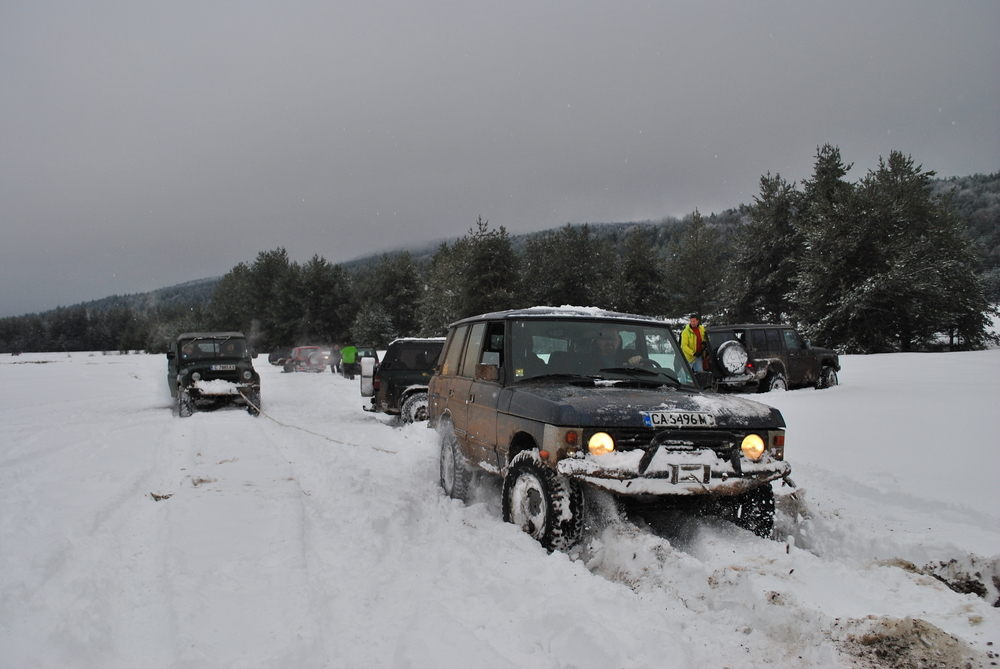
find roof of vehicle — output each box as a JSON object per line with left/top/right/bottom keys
{"left": 706, "top": 324, "right": 795, "bottom": 330}
{"left": 387, "top": 337, "right": 447, "bottom": 345}
{"left": 176, "top": 331, "right": 245, "bottom": 341}
{"left": 451, "top": 306, "right": 666, "bottom": 327}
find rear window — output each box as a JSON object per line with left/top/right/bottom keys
{"left": 389, "top": 343, "right": 443, "bottom": 370}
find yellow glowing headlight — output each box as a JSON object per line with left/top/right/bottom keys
{"left": 588, "top": 432, "right": 615, "bottom": 456}
{"left": 741, "top": 434, "right": 766, "bottom": 461}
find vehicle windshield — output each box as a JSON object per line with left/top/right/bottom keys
{"left": 180, "top": 337, "right": 247, "bottom": 359}
{"left": 509, "top": 318, "right": 696, "bottom": 387}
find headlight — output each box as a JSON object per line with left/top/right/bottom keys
{"left": 243, "top": 370, "right": 252, "bottom": 380}
{"left": 588, "top": 432, "right": 615, "bottom": 456}
{"left": 741, "top": 434, "right": 766, "bottom": 461}
{"left": 191, "top": 372, "right": 202, "bottom": 381}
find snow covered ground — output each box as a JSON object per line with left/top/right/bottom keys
{"left": 1, "top": 348, "right": 999, "bottom": 668}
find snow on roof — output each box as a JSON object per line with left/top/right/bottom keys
{"left": 387, "top": 337, "right": 447, "bottom": 345}
{"left": 176, "top": 331, "right": 245, "bottom": 340}
{"left": 452, "top": 305, "right": 665, "bottom": 326}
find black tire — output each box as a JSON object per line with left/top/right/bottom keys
{"left": 502, "top": 451, "right": 584, "bottom": 552}
{"left": 713, "top": 484, "right": 775, "bottom": 538}
{"left": 759, "top": 371, "right": 787, "bottom": 393}
{"left": 818, "top": 365, "right": 838, "bottom": 389}
{"left": 439, "top": 420, "right": 473, "bottom": 501}
{"left": 177, "top": 388, "right": 194, "bottom": 417}
{"left": 245, "top": 389, "right": 261, "bottom": 417}
{"left": 283, "top": 362, "right": 295, "bottom": 373}
{"left": 400, "top": 392, "right": 429, "bottom": 423}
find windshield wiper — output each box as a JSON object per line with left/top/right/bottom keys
{"left": 598, "top": 367, "right": 684, "bottom": 387}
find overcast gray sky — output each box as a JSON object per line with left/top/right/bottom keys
{"left": 2, "top": 1, "right": 998, "bottom": 317}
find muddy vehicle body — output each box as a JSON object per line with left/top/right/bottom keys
{"left": 429, "top": 307, "right": 790, "bottom": 550}
{"left": 361, "top": 338, "right": 445, "bottom": 423}
{"left": 167, "top": 332, "right": 261, "bottom": 417}
{"left": 707, "top": 324, "right": 840, "bottom": 392}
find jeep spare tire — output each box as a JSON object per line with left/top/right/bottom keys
{"left": 715, "top": 339, "right": 748, "bottom": 376}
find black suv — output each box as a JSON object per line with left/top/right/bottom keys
{"left": 167, "top": 332, "right": 261, "bottom": 417}
{"left": 429, "top": 307, "right": 790, "bottom": 550}
{"left": 362, "top": 338, "right": 445, "bottom": 422}
{"left": 706, "top": 324, "right": 840, "bottom": 392}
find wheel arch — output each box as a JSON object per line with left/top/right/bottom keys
{"left": 506, "top": 431, "right": 540, "bottom": 472}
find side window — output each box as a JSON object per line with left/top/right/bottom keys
{"left": 765, "top": 329, "right": 782, "bottom": 350}
{"left": 751, "top": 329, "right": 767, "bottom": 350}
{"left": 619, "top": 330, "right": 637, "bottom": 353}
{"left": 460, "top": 322, "right": 487, "bottom": 378}
{"left": 441, "top": 326, "right": 468, "bottom": 376}
{"left": 480, "top": 322, "right": 504, "bottom": 368}
{"left": 783, "top": 330, "right": 804, "bottom": 350}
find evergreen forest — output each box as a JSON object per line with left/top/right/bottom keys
{"left": 2, "top": 146, "right": 998, "bottom": 355}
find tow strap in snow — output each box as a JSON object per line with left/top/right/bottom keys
{"left": 239, "top": 391, "right": 396, "bottom": 454}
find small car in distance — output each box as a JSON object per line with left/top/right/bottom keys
{"left": 167, "top": 332, "right": 261, "bottom": 417}
{"left": 362, "top": 337, "right": 445, "bottom": 422}
{"left": 283, "top": 346, "right": 327, "bottom": 373}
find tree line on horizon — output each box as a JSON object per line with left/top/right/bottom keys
{"left": 2, "top": 145, "right": 997, "bottom": 355}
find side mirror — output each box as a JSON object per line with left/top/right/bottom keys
{"left": 251, "top": 352, "right": 258, "bottom": 359}
{"left": 694, "top": 371, "right": 715, "bottom": 392}
{"left": 475, "top": 363, "right": 500, "bottom": 382}
{"left": 166, "top": 352, "right": 175, "bottom": 360}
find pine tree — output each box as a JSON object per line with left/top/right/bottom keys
{"left": 522, "top": 224, "right": 608, "bottom": 308}
{"left": 723, "top": 173, "right": 803, "bottom": 323}
{"left": 605, "top": 227, "right": 668, "bottom": 316}
{"left": 663, "top": 211, "right": 727, "bottom": 318}
{"left": 789, "top": 145, "right": 861, "bottom": 348}
{"left": 453, "top": 217, "right": 522, "bottom": 317}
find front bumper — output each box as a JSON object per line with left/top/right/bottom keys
{"left": 556, "top": 448, "right": 790, "bottom": 496}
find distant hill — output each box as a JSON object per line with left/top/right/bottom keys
{"left": 16, "top": 173, "right": 1000, "bottom": 318}
{"left": 76, "top": 277, "right": 222, "bottom": 314}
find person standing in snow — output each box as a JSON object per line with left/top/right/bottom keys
{"left": 329, "top": 344, "right": 342, "bottom": 374}
{"left": 680, "top": 314, "right": 709, "bottom": 372}
{"left": 340, "top": 343, "right": 358, "bottom": 379}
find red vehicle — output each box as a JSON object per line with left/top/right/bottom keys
{"left": 283, "top": 346, "right": 327, "bottom": 373}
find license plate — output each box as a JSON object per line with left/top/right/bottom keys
{"left": 642, "top": 411, "right": 716, "bottom": 428}
{"left": 210, "top": 365, "right": 236, "bottom": 371}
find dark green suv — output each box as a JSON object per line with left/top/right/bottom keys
{"left": 429, "top": 307, "right": 790, "bottom": 551}
{"left": 706, "top": 324, "right": 840, "bottom": 392}
{"left": 361, "top": 338, "right": 445, "bottom": 422}
{"left": 167, "top": 332, "right": 261, "bottom": 417}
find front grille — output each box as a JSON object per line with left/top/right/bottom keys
{"left": 586, "top": 427, "right": 738, "bottom": 459}
{"left": 203, "top": 370, "right": 241, "bottom": 383}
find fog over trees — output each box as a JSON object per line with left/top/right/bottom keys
{"left": 2, "top": 146, "right": 997, "bottom": 355}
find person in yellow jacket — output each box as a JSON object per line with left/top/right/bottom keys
{"left": 680, "top": 314, "right": 709, "bottom": 372}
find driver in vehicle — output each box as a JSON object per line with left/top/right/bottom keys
{"left": 593, "top": 327, "right": 644, "bottom": 368}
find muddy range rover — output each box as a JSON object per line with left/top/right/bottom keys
{"left": 429, "top": 307, "right": 791, "bottom": 551}
{"left": 167, "top": 332, "right": 261, "bottom": 417}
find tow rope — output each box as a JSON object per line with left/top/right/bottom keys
{"left": 240, "top": 390, "right": 397, "bottom": 454}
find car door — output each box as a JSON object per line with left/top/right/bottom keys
{"left": 430, "top": 325, "right": 469, "bottom": 426}
{"left": 451, "top": 322, "right": 488, "bottom": 461}
{"left": 466, "top": 321, "right": 504, "bottom": 468}
{"left": 782, "top": 329, "right": 817, "bottom": 386}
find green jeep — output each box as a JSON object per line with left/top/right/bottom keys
{"left": 167, "top": 332, "right": 261, "bottom": 417}
{"left": 361, "top": 338, "right": 445, "bottom": 423}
